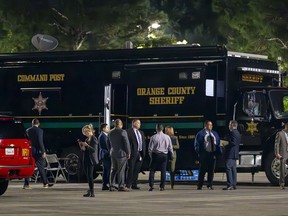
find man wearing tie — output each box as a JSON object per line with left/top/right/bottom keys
{"left": 194, "top": 120, "right": 220, "bottom": 190}
{"left": 126, "top": 119, "right": 146, "bottom": 190}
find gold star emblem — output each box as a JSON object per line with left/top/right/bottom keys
{"left": 32, "top": 92, "right": 48, "bottom": 115}
{"left": 246, "top": 121, "right": 258, "bottom": 135}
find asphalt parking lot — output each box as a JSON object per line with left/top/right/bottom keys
{"left": 1, "top": 173, "right": 287, "bottom": 216}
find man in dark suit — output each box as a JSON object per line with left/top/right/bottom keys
{"left": 26, "top": 119, "right": 53, "bottom": 188}
{"left": 223, "top": 120, "right": 241, "bottom": 190}
{"left": 194, "top": 120, "right": 221, "bottom": 190}
{"left": 98, "top": 123, "right": 111, "bottom": 191}
{"left": 107, "top": 119, "right": 131, "bottom": 191}
{"left": 126, "top": 119, "right": 146, "bottom": 190}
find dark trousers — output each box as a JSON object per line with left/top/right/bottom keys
{"left": 24, "top": 178, "right": 30, "bottom": 186}
{"left": 126, "top": 153, "right": 143, "bottom": 188}
{"left": 84, "top": 164, "right": 95, "bottom": 192}
{"left": 149, "top": 152, "right": 167, "bottom": 189}
{"left": 110, "top": 156, "right": 127, "bottom": 188}
{"left": 197, "top": 152, "right": 216, "bottom": 188}
{"left": 35, "top": 155, "right": 48, "bottom": 185}
{"left": 225, "top": 159, "right": 237, "bottom": 187}
{"left": 102, "top": 156, "right": 111, "bottom": 187}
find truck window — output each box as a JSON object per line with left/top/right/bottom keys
{"left": 243, "top": 91, "right": 267, "bottom": 117}
{"left": 269, "top": 91, "right": 288, "bottom": 119}
{"left": 205, "top": 79, "right": 214, "bottom": 97}
{"left": 284, "top": 96, "right": 288, "bottom": 112}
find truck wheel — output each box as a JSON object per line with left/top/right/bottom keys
{"left": 0, "top": 180, "right": 9, "bottom": 196}
{"left": 264, "top": 151, "right": 288, "bottom": 185}
{"left": 61, "top": 147, "right": 100, "bottom": 182}
{"left": 64, "top": 153, "right": 81, "bottom": 176}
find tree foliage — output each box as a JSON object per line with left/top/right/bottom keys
{"left": 0, "top": 0, "right": 287, "bottom": 70}
{"left": 0, "top": 0, "right": 173, "bottom": 51}
{"left": 212, "top": 0, "right": 288, "bottom": 68}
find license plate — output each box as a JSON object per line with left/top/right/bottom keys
{"left": 5, "top": 148, "right": 14, "bottom": 155}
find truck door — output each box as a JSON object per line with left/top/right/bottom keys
{"left": 204, "top": 63, "right": 225, "bottom": 127}
{"left": 235, "top": 90, "right": 270, "bottom": 148}
{"left": 104, "top": 84, "right": 128, "bottom": 128}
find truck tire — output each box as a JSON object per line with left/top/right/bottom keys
{"left": 0, "top": 180, "right": 9, "bottom": 196}
{"left": 264, "top": 151, "right": 288, "bottom": 186}
{"left": 61, "top": 147, "right": 100, "bottom": 182}
{"left": 60, "top": 146, "right": 83, "bottom": 182}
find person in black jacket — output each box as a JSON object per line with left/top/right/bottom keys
{"left": 223, "top": 120, "right": 241, "bottom": 190}
{"left": 98, "top": 123, "right": 111, "bottom": 191}
{"left": 78, "top": 124, "right": 99, "bottom": 197}
{"left": 25, "top": 119, "right": 53, "bottom": 189}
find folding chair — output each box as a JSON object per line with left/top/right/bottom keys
{"left": 45, "top": 154, "right": 68, "bottom": 183}
{"left": 32, "top": 167, "right": 40, "bottom": 183}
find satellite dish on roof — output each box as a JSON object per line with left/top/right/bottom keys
{"left": 31, "top": 34, "right": 59, "bottom": 51}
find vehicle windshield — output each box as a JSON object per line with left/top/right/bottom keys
{"left": 0, "top": 121, "right": 27, "bottom": 139}
{"left": 269, "top": 90, "right": 288, "bottom": 119}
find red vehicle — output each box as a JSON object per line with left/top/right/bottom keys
{"left": 0, "top": 116, "right": 35, "bottom": 196}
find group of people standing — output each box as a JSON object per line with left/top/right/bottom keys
{"left": 79, "top": 118, "right": 179, "bottom": 197}
{"left": 79, "top": 118, "right": 243, "bottom": 196}
{"left": 195, "top": 119, "right": 288, "bottom": 191}
{"left": 30, "top": 117, "right": 288, "bottom": 196}
{"left": 194, "top": 120, "right": 241, "bottom": 190}
{"left": 24, "top": 117, "right": 288, "bottom": 196}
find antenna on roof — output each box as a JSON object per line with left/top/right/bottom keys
{"left": 31, "top": 34, "right": 59, "bottom": 51}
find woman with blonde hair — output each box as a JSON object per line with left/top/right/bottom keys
{"left": 77, "top": 124, "right": 99, "bottom": 197}
{"left": 165, "top": 125, "right": 180, "bottom": 189}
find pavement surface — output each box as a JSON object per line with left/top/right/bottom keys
{"left": 1, "top": 172, "right": 287, "bottom": 216}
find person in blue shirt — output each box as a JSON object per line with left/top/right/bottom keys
{"left": 194, "top": 120, "right": 221, "bottom": 190}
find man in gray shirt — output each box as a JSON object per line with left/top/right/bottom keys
{"left": 148, "top": 124, "right": 173, "bottom": 191}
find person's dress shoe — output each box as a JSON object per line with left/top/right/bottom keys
{"left": 207, "top": 186, "right": 214, "bottom": 190}
{"left": 223, "top": 186, "right": 234, "bottom": 190}
{"left": 43, "top": 183, "right": 54, "bottom": 188}
{"left": 118, "top": 187, "right": 130, "bottom": 192}
{"left": 171, "top": 185, "right": 174, "bottom": 190}
{"left": 159, "top": 188, "right": 165, "bottom": 191}
{"left": 280, "top": 185, "right": 285, "bottom": 190}
{"left": 83, "top": 191, "right": 91, "bottom": 197}
{"left": 102, "top": 185, "right": 110, "bottom": 191}
{"left": 233, "top": 186, "right": 237, "bottom": 190}
{"left": 83, "top": 189, "right": 95, "bottom": 197}
{"left": 197, "top": 186, "right": 202, "bottom": 190}
{"left": 148, "top": 187, "right": 154, "bottom": 191}
{"left": 109, "top": 186, "right": 117, "bottom": 191}
{"left": 23, "top": 185, "right": 32, "bottom": 189}
{"left": 131, "top": 186, "right": 140, "bottom": 190}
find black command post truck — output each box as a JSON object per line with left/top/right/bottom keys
{"left": 0, "top": 45, "right": 286, "bottom": 185}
